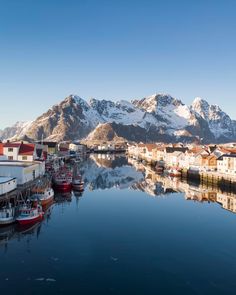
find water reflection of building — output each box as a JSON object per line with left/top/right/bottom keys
{"left": 217, "top": 193, "right": 236, "bottom": 213}
{"left": 128, "top": 157, "right": 236, "bottom": 213}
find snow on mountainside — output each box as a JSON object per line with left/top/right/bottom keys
{"left": 1, "top": 93, "right": 236, "bottom": 143}
{"left": 191, "top": 97, "right": 236, "bottom": 140}
{"left": 80, "top": 155, "right": 144, "bottom": 190}
{"left": 0, "top": 121, "right": 32, "bottom": 141}
{"left": 132, "top": 93, "right": 198, "bottom": 132}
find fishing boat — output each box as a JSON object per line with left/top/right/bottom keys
{"left": 156, "top": 165, "right": 164, "bottom": 174}
{"left": 168, "top": 168, "right": 182, "bottom": 177}
{"left": 53, "top": 167, "right": 72, "bottom": 192}
{"left": 31, "top": 186, "right": 54, "bottom": 206}
{"left": 16, "top": 201, "right": 44, "bottom": 226}
{"left": 72, "top": 163, "right": 84, "bottom": 191}
{"left": 0, "top": 204, "right": 16, "bottom": 225}
{"left": 72, "top": 176, "right": 84, "bottom": 191}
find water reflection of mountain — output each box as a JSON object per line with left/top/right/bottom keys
{"left": 79, "top": 154, "right": 144, "bottom": 190}
{"left": 79, "top": 155, "right": 236, "bottom": 214}
{"left": 90, "top": 154, "right": 129, "bottom": 168}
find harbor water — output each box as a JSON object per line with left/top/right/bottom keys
{"left": 1, "top": 154, "right": 236, "bottom": 295}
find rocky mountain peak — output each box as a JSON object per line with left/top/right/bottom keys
{"left": 1, "top": 92, "right": 236, "bottom": 143}
{"left": 191, "top": 97, "right": 210, "bottom": 118}
{"left": 132, "top": 93, "right": 183, "bottom": 113}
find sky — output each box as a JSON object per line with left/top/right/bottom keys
{"left": 0, "top": 0, "right": 236, "bottom": 129}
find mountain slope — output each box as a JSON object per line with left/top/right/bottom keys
{"left": 191, "top": 97, "right": 236, "bottom": 141}
{"left": 1, "top": 93, "right": 236, "bottom": 143}
{"left": 0, "top": 121, "right": 32, "bottom": 141}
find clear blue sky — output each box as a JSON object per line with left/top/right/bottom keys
{"left": 0, "top": 0, "right": 236, "bottom": 128}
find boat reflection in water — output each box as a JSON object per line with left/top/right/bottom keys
{"left": 2, "top": 154, "right": 236, "bottom": 250}
{"left": 0, "top": 200, "right": 54, "bottom": 250}
{"left": 2, "top": 154, "right": 236, "bottom": 295}
{"left": 78, "top": 154, "right": 236, "bottom": 215}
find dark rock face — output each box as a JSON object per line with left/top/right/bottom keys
{"left": 1, "top": 93, "right": 236, "bottom": 143}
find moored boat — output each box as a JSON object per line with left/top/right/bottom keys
{"left": 53, "top": 167, "right": 72, "bottom": 192}
{"left": 0, "top": 204, "right": 16, "bottom": 225}
{"left": 156, "top": 165, "right": 164, "bottom": 174}
{"left": 168, "top": 168, "right": 182, "bottom": 177}
{"left": 16, "top": 201, "right": 44, "bottom": 226}
{"left": 31, "top": 187, "right": 54, "bottom": 206}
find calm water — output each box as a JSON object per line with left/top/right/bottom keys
{"left": 1, "top": 154, "right": 236, "bottom": 295}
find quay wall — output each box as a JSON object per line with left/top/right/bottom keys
{"left": 182, "top": 169, "right": 236, "bottom": 192}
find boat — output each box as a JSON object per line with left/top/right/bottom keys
{"left": 31, "top": 186, "right": 54, "bottom": 206}
{"left": 16, "top": 201, "right": 44, "bottom": 226}
{"left": 156, "top": 165, "right": 164, "bottom": 174}
{"left": 72, "top": 176, "right": 84, "bottom": 191}
{"left": 72, "top": 163, "right": 84, "bottom": 191}
{"left": 53, "top": 167, "right": 72, "bottom": 192}
{"left": 0, "top": 204, "right": 16, "bottom": 225}
{"left": 168, "top": 168, "right": 182, "bottom": 177}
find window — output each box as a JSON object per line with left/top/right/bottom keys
{"left": 8, "top": 156, "right": 13, "bottom": 160}
{"left": 8, "top": 148, "right": 13, "bottom": 152}
{"left": 22, "top": 156, "right": 27, "bottom": 160}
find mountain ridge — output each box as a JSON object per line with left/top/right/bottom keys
{"left": 1, "top": 93, "right": 235, "bottom": 143}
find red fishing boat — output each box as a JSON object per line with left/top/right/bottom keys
{"left": 16, "top": 201, "right": 44, "bottom": 226}
{"left": 31, "top": 187, "right": 54, "bottom": 206}
{"left": 168, "top": 168, "right": 182, "bottom": 177}
{"left": 53, "top": 167, "right": 72, "bottom": 192}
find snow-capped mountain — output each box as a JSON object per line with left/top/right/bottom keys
{"left": 1, "top": 93, "right": 236, "bottom": 143}
{"left": 0, "top": 121, "right": 33, "bottom": 141}
{"left": 191, "top": 97, "right": 236, "bottom": 140}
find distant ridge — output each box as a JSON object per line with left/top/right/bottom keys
{"left": 1, "top": 93, "right": 236, "bottom": 143}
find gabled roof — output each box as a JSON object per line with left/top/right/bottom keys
{"left": 19, "top": 144, "right": 35, "bottom": 155}
{"left": 144, "top": 144, "right": 158, "bottom": 152}
{"left": 4, "top": 142, "right": 21, "bottom": 148}
{"left": 165, "top": 147, "right": 188, "bottom": 153}
{"left": 137, "top": 143, "right": 146, "bottom": 148}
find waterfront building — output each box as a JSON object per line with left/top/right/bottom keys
{"left": 69, "top": 142, "right": 87, "bottom": 153}
{"left": 142, "top": 144, "right": 158, "bottom": 163}
{"left": 163, "top": 147, "right": 188, "bottom": 166}
{"left": 18, "top": 143, "right": 37, "bottom": 162}
{"left": 152, "top": 146, "right": 165, "bottom": 162}
{"left": 0, "top": 161, "right": 45, "bottom": 185}
{"left": 1, "top": 142, "right": 44, "bottom": 162}
{"left": 0, "top": 143, "right": 7, "bottom": 160}
{"left": 3, "top": 142, "right": 21, "bottom": 160}
{"left": 0, "top": 177, "right": 17, "bottom": 195}
{"left": 217, "top": 154, "right": 236, "bottom": 176}
{"left": 37, "top": 141, "right": 58, "bottom": 155}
